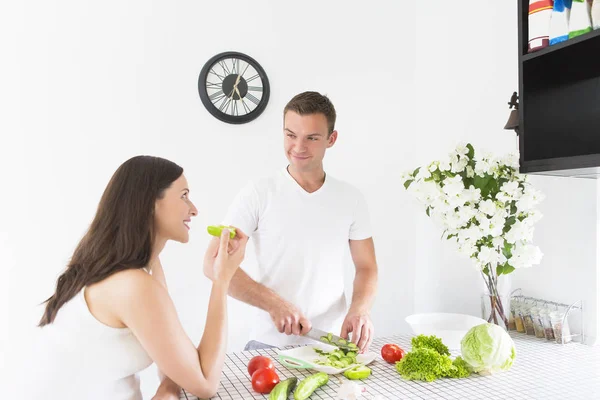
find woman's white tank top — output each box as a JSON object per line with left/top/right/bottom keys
{"left": 28, "top": 288, "right": 153, "bottom": 400}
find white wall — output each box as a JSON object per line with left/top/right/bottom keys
{"left": 0, "top": 0, "right": 416, "bottom": 396}
{"left": 412, "top": 1, "right": 599, "bottom": 346}
{"left": 1, "top": 0, "right": 598, "bottom": 398}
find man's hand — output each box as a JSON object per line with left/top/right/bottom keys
{"left": 340, "top": 310, "right": 374, "bottom": 353}
{"left": 268, "top": 299, "right": 312, "bottom": 336}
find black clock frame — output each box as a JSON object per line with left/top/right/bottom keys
{"left": 198, "top": 51, "right": 270, "bottom": 124}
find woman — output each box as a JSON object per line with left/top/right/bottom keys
{"left": 30, "top": 155, "right": 248, "bottom": 400}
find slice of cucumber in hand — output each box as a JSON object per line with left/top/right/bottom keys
{"left": 207, "top": 225, "right": 236, "bottom": 239}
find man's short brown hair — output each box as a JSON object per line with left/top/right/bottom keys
{"left": 284, "top": 91, "right": 337, "bottom": 135}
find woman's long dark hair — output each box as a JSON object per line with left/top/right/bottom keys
{"left": 39, "top": 155, "right": 183, "bottom": 326}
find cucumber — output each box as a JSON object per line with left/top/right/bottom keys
{"left": 294, "top": 372, "right": 329, "bottom": 400}
{"left": 269, "top": 377, "right": 298, "bottom": 400}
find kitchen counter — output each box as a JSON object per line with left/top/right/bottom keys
{"left": 179, "top": 332, "right": 600, "bottom": 399}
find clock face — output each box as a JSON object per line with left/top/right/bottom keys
{"left": 198, "top": 52, "right": 270, "bottom": 124}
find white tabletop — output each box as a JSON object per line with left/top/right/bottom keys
{"left": 180, "top": 332, "right": 600, "bottom": 399}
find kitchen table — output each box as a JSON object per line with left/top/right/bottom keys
{"left": 179, "top": 332, "right": 600, "bottom": 399}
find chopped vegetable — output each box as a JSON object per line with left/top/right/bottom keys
{"left": 343, "top": 365, "right": 371, "bottom": 380}
{"left": 314, "top": 348, "right": 358, "bottom": 369}
{"left": 207, "top": 224, "right": 236, "bottom": 238}
{"left": 319, "top": 332, "right": 359, "bottom": 352}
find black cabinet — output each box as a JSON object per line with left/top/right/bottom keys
{"left": 518, "top": 0, "right": 600, "bottom": 178}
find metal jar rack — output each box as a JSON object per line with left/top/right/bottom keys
{"left": 509, "top": 288, "right": 584, "bottom": 344}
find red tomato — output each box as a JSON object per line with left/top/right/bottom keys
{"left": 251, "top": 368, "right": 280, "bottom": 394}
{"left": 381, "top": 343, "right": 405, "bottom": 363}
{"left": 247, "top": 355, "right": 274, "bottom": 377}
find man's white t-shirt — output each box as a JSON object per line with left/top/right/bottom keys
{"left": 223, "top": 167, "right": 372, "bottom": 347}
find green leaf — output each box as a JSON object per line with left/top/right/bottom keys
{"left": 504, "top": 264, "right": 516, "bottom": 274}
{"left": 412, "top": 167, "right": 421, "bottom": 178}
{"left": 502, "top": 242, "right": 513, "bottom": 259}
{"left": 473, "top": 174, "right": 492, "bottom": 191}
{"left": 510, "top": 202, "right": 517, "bottom": 215}
{"left": 426, "top": 207, "right": 431, "bottom": 217}
{"left": 446, "top": 234, "right": 457, "bottom": 240}
{"left": 496, "top": 264, "right": 505, "bottom": 276}
{"left": 404, "top": 180, "right": 414, "bottom": 189}
{"left": 503, "top": 216, "right": 516, "bottom": 233}
{"left": 482, "top": 266, "right": 490, "bottom": 275}
{"left": 466, "top": 143, "right": 475, "bottom": 159}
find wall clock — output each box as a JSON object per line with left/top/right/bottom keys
{"left": 198, "top": 51, "right": 270, "bottom": 124}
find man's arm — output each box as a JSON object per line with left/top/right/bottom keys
{"left": 228, "top": 268, "right": 311, "bottom": 336}
{"left": 340, "top": 238, "right": 378, "bottom": 352}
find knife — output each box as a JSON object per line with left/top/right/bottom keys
{"left": 302, "top": 327, "right": 358, "bottom": 354}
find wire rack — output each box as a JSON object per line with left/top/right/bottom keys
{"left": 179, "top": 333, "right": 600, "bottom": 400}
{"left": 509, "top": 288, "right": 584, "bottom": 344}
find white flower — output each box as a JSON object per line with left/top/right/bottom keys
{"left": 502, "top": 152, "right": 520, "bottom": 169}
{"left": 457, "top": 204, "right": 477, "bottom": 225}
{"left": 474, "top": 159, "right": 492, "bottom": 176}
{"left": 416, "top": 167, "right": 432, "bottom": 180}
{"left": 451, "top": 157, "right": 469, "bottom": 173}
{"left": 500, "top": 181, "right": 522, "bottom": 199}
{"left": 466, "top": 165, "right": 475, "bottom": 178}
{"left": 455, "top": 143, "right": 469, "bottom": 158}
{"left": 505, "top": 219, "right": 534, "bottom": 244}
{"left": 410, "top": 180, "right": 442, "bottom": 207}
{"left": 516, "top": 186, "right": 545, "bottom": 212}
{"left": 496, "top": 192, "right": 512, "bottom": 203}
{"left": 439, "top": 159, "right": 451, "bottom": 171}
{"left": 477, "top": 246, "right": 505, "bottom": 267}
{"left": 457, "top": 239, "right": 478, "bottom": 258}
{"left": 523, "top": 210, "right": 543, "bottom": 224}
{"left": 479, "top": 199, "right": 497, "bottom": 216}
{"left": 462, "top": 186, "right": 481, "bottom": 203}
{"left": 443, "top": 175, "right": 465, "bottom": 197}
{"left": 458, "top": 225, "right": 483, "bottom": 242}
{"left": 492, "top": 237, "right": 505, "bottom": 249}
{"left": 510, "top": 242, "right": 543, "bottom": 268}
{"left": 489, "top": 214, "right": 506, "bottom": 237}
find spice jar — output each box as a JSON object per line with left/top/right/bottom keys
{"left": 521, "top": 303, "right": 536, "bottom": 335}
{"left": 550, "top": 309, "right": 572, "bottom": 344}
{"left": 508, "top": 301, "right": 517, "bottom": 331}
{"left": 514, "top": 303, "right": 525, "bottom": 333}
{"left": 531, "top": 307, "right": 545, "bottom": 338}
{"left": 540, "top": 307, "right": 554, "bottom": 341}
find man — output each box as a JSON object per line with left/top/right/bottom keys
{"left": 223, "top": 91, "right": 378, "bottom": 352}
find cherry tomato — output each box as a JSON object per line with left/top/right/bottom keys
{"left": 251, "top": 368, "right": 280, "bottom": 394}
{"left": 247, "top": 355, "right": 274, "bottom": 377}
{"left": 381, "top": 343, "right": 405, "bottom": 363}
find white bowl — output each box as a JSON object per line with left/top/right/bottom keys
{"left": 405, "top": 313, "right": 487, "bottom": 350}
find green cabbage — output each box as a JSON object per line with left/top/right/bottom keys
{"left": 460, "top": 323, "right": 516, "bottom": 374}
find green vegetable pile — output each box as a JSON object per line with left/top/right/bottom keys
{"left": 313, "top": 348, "right": 358, "bottom": 369}
{"left": 395, "top": 335, "right": 472, "bottom": 382}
